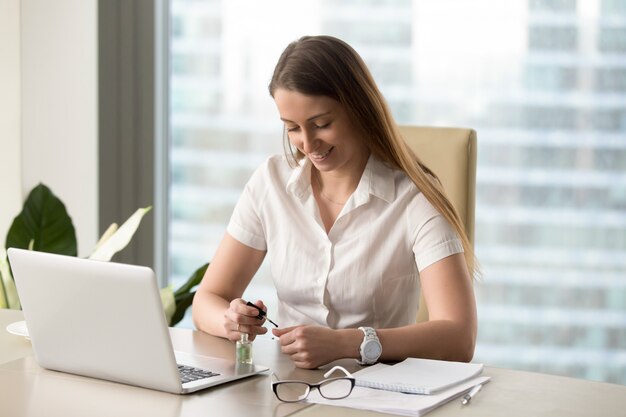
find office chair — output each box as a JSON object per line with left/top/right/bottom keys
{"left": 397, "top": 125, "right": 477, "bottom": 323}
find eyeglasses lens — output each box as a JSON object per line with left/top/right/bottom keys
{"left": 275, "top": 382, "right": 311, "bottom": 402}
{"left": 318, "top": 378, "right": 354, "bottom": 399}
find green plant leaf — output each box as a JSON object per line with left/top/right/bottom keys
{"left": 0, "top": 281, "right": 6, "bottom": 309}
{"left": 88, "top": 207, "right": 152, "bottom": 261}
{"left": 174, "top": 262, "right": 209, "bottom": 297}
{"left": 160, "top": 286, "right": 176, "bottom": 325}
{"left": 0, "top": 251, "right": 8, "bottom": 309}
{"left": 5, "top": 183, "right": 77, "bottom": 256}
{"left": 0, "top": 279, "right": 6, "bottom": 309}
{"left": 0, "top": 248, "right": 21, "bottom": 309}
{"left": 171, "top": 292, "right": 195, "bottom": 327}
{"left": 169, "top": 262, "right": 209, "bottom": 326}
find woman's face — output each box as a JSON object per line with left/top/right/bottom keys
{"left": 274, "top": 88, "right": 369, "bottom": 176}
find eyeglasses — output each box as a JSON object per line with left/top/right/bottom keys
{"left": 270, "top": 366, "right": 356, "bottom": 403}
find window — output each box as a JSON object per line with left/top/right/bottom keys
{"left": 167, "top": 0, "right": 626, "bottom": 384}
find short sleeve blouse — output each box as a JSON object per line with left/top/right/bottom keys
{"left": 227, "top": 154, "right": 463, "bottom": 329}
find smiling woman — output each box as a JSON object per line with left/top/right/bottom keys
{"left": 191, "top": 35, "right": 477, "bottom": 370}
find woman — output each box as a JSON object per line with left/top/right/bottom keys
{"left": 192, "top": 35, "right": 477, "bottom": 369}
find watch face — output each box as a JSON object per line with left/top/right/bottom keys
{"left": 364, "top": 341, "right": 382, "bottom": 359}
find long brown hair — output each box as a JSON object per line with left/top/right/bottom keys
{"left": 269, "top": 35, "right": 476, "bottom": 278}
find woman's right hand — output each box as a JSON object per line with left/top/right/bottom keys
{"left": 223, "top": 298, "right": 269, "bottom": 342}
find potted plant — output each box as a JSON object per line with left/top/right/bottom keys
{"left": 0, "top": 183, "right": 207, "bottom": 326}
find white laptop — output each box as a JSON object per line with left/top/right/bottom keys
{"left": 7, "top": 247, "right": 269, "bottom": 394}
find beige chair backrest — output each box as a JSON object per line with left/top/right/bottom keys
{"left": 397, "top": 126, "right": 477, "bottom": 323}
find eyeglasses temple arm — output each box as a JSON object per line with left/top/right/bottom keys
{"left": 323, "top": 365, "right": 354, "bottom": 379}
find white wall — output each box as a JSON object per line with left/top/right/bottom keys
{"left": 20, "top": 0, "right": 98, "bottom": 256}
{"left": 0, "top": 0, "right": 22, "bottom": 244}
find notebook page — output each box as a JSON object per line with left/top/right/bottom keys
{"left": 307, "top": 375, "right": 491, "bottom": 417}
{"left": 355, "top": 358, "right": 484, "bottom": 394}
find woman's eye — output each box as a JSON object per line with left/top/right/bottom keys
{"left": 286, "top": 126, "right": 299, "bottom": 132}
{"left": 315, "top": 122, "right": 331, "bottom": 129}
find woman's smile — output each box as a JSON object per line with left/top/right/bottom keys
{"left": 308, "top": 146, "right": 335, "bottom": 162}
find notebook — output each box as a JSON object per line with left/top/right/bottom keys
{"left": 7, "top": 248, "right": 269, "bottom": 394}
{"left": 308, "top": 365, "right": 490, "bottom": 417}
{"left": 355, "top": 357, "right": 483, "bottom": 394}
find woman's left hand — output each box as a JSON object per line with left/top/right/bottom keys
{"left": 272, "top": 325, "right": 343, "bottom": 369}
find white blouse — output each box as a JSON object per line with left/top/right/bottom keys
{"left": 227, "top": 154, "right": 463, "bottom": 329}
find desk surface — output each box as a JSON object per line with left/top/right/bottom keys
{"left": 1, "top": 309, "right": 625, "bottom": 417}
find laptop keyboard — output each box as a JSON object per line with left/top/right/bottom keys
{"left": 178, "top": 365, "right": 220, "bottom": 384}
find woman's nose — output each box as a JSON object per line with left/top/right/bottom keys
{"left": 300, "top": 128, "right": 317, "bottom": 153}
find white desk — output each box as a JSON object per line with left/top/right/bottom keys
{"left": 1, "top": 309, "right": 625, "bottom": 417}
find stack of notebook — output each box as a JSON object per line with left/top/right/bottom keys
{"left": 307, "top": 358, "right": 490, "bottom": 416}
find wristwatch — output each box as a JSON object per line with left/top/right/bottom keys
{"left": 358, "top": 326, "right": 382, "bottom": 365}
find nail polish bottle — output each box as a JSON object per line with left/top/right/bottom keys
{"left": 236, "top": 333, "right": 253, "bottom": 364}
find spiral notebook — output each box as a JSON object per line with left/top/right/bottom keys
{"left": 355, "top": 358, "right": 483, "bottom": 394}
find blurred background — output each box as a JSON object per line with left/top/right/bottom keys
{"left": 166, "top": 0, "right": 626, "bottom": 385}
